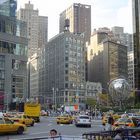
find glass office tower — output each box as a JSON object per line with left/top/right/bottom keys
{"left": 0, "top": 0, "right": 28, "bottom": 111}
{"left": 0, "top": 0, "right": 17, "bottom": 17}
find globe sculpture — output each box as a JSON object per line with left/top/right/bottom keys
{"left": 108, "top": 78, "right": 130, "bottom": 109}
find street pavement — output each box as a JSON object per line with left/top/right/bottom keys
{"left": 0, "top": 116, "right": 102, "bottom": 140}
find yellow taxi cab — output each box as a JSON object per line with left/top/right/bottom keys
{"left": 0, "top": 117, "right": 27, "bottom": 134}
{"left": 9, "top": 114, "right": 34, "bottom": 126}
{"left": 56, "top": 115, "right": 73, "bottom": 124}
{"left": 113, "top": 117, "right": 135, "bottom": 130}
{"left": 102, "top": 113, "right": 121, "bottom": 125}
{"left": 113, "top": 113, "right": 121, "bottom": 120}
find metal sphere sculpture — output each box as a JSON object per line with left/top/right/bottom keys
{"left": 108, "top": 78, "right": 130, "bottom": 108}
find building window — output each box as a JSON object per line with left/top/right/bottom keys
{"left": 65, "top": 70, "right": 68, "bottom": 74}
{"left": 65, "top": 83, "right": 68, "bottom": 88}
{"left": 65, "top": 57, "right": 68, "bottom": 61}
{"left": 0, "top": 70, "right": 4, "bottom": 79}
{"left": 65, "top": 63, "right": 68, "bottom": 68}
{"left": 65, "top": 77, "right": 68, "bottom": 81}
{"left": 0, "top": 55, "right": 5, "bottom": 68}
{"left": 0, "top": 80, "right": 4, "bottom": 90}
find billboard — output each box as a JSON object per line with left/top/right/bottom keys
{"left": 64, "top": 105, "right": 79, "bottom": 112}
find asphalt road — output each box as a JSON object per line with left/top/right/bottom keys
{"left": 0, "top": 116, "right": 102, "bottom": 140}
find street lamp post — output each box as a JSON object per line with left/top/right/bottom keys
{"left": 52, "top": 88, "right": 58, "bottom": 112}
{"left": 52, "top": 88, "right": 55, "bottom": 112}
{"left": 6, "top": 93, "right": 9, "bottom": 111}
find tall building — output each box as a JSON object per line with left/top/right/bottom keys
{"left": 132, "top": 0, "right": 140, "bottom": 102}
{"left": 112, "top": 26, "right": 133, "bottom": 52}
{"left": 112, "top": 26, "right": 124, "bottom": 35}
{"left": 29, "top": 53, "right": 39, "bottom": 98}
{"left": 43, "top": 31, "right": 86, "bottom": 108}
{"left": 59, "top": 3, "right": 91, "bottom": 42}
{"left": 0, "top": 0, "right": 28, "bottom": 110}
{"left": 0, "top": 0, "right": 17, "bottom": 17}
{"left": 17, "top": 1, "right": 48, "bottom": 56}
{"left": 38, "top": 16, "right": 48, "bottom": 49}
{"left": 111, "top": 26, "right": 134, "bottom": 88}
{"left": 128, "top": 51, "right": 134, "bottom": 89}
{"left": 87, "top": 32, "right": 128, "bottom": 90}
{"left": 17, "top": 2, "right": 48, "bottom": 99}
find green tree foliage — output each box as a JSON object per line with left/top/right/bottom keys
{"left": 85, "top": 98, "right": 96, "bottom": 108}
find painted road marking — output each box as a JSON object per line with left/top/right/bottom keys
{"left": 29, "top": 131, "right": 49, "bottom": 135}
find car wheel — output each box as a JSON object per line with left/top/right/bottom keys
{"left": 31, "top": 121, "right": 34, "bottom": 126}
{"left": 88, "top": 124, "right": 91, "bottom": 128}
{"left": 17, "top": 127, "right": 24, "bottom": 134}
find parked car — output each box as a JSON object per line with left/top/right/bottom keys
{"left": 9, "top": 114, "right": 34, "bottom": 126}
{"left": 75, "top": 115, "right": 91, "bottom": 127}
{"left": 0, "top": 117, "right": 27, "bottom": 134}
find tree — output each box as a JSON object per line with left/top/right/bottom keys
{"left": 85, "top": 98, "right": 96, "bottom": 109}
{"left": 98, "top": 93, "right": 108, "bottom": 106}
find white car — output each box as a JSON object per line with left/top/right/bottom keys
{"left": 0, "top": 112, "right": 3, "bottom": 117}
{"left": 75, "top": 115, "right": 91, "bottom": 127}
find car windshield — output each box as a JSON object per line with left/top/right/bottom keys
{"left": 79, "top": 116, "right": 89, "bottom": 119}
{"left": 15, "top": 115, "right": 22, "bottom": 118}
{"left": 118, "top": 118, "right": 131, "bottom": 123}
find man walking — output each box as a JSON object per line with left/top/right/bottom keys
{"left": 107, "top": 114, "right": 114, "bottom": 130}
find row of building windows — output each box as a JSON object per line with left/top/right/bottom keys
{"left": 65, "top": 37, "right": 83, "bottom": 45}
{"left": 0, "top": 41, "right": 27, "bottom": 56}
{"left": 0, "top": 16, "right": 27, "bottom": 38}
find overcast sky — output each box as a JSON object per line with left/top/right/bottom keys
{"left": 17, "top": 0, "right": 132, "bottom": 40}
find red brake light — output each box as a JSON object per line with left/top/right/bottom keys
{"left": 125, "top": 124, "right": 129, "bottom": 126}
{"left": 14, "top": 120, "right": 19, "bottom": 122}
{"left": 115, "top": 124, "right": 118, "bottom": 126}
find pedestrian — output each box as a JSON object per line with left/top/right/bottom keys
{"left": 50, "top": 129, "right": 57, "bottom": 137}
{"left": 101, "top": 123, "right": 106, "bottom": 131}
{"left": 114, "top": 129, "right": 123, "bottom": 140}
{"left": 107, "top": 114, "right": 114, "bottom": 130}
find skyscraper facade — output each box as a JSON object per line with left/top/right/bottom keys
{"left": 59, "top": 3, "right": 91, "bottom": 42}
{"left": 0, "top": 1, "right": 28, "bottom": 110}
{"left": 0, "top": 0, "right": 17, "bottom": 17}
{"left": 87, "top": 32, "right": 128, "bottom": 90}
{"left": 44, "top": 31, "right": 85, "bottom": 108}
{"left": 17, "top": 2, "right": 48, "bottom": 99}
{"left": 132, "top": 0, "right": 140, "bottom": 102}
{"left": 17, "top": 1, "right": 48, "bottom": 56}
